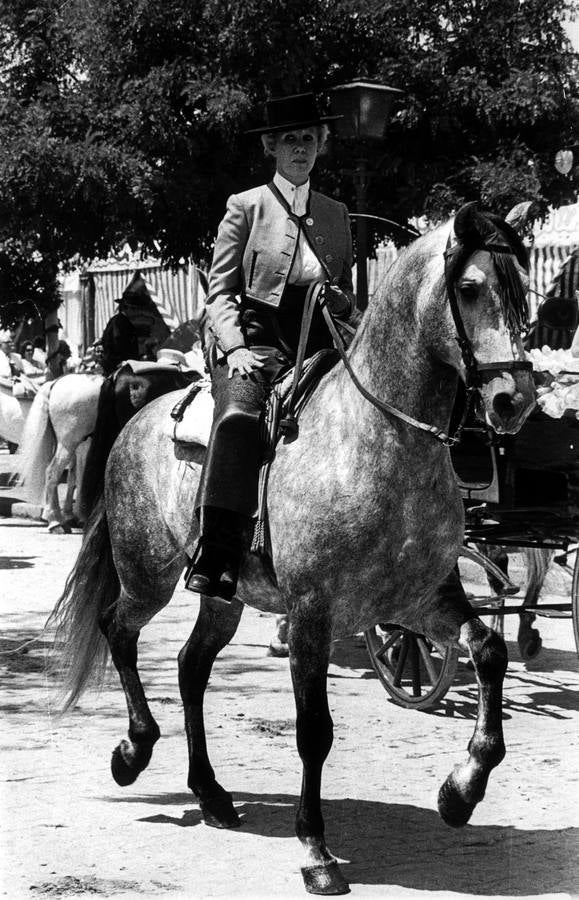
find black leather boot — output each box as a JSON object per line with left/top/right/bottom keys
{"left": 185, "top": 509, "right": 244, "bottom": 600}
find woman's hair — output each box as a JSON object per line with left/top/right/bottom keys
{"left": 261, "top": 124, "right": 330, "bottom": 158}
{"left": 21, "top": 342, "right": 34, "bottom": 353}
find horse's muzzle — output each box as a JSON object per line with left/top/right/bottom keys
{"left": 479, "top": 362, "right": 536, "bottom": 435}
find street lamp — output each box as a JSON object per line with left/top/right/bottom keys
{"left": 329, "top": 79, "right": 403, "bottom": 310}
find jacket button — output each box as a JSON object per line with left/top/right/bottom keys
{"left": 325, "top": 253, "right": 333, "bottom": 262}
{"left": 306, "top": 217, "right": 314, "bottom": 226}
{"left": 315, "top": 235, "right": 324, "bottom": 245}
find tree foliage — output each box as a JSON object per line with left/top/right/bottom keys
{"left": 0, "top": 0, "right": 577, "bottom": 324}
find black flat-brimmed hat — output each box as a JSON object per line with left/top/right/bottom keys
{"left": 246, "top": 92, "right": 341, "bottom": 135}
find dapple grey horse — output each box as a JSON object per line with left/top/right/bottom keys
{"left": 52, "top": 204, "right": 536, "bottom": 895}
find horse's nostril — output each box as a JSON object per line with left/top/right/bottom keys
{"left": 493, "top": 392, "right": 515, "bottom": 419}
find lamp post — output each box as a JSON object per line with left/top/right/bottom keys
{"left": 329, "top": 79, "right": 403, "bottom": 310}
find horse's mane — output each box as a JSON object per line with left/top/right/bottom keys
{"left": 367, "top": 204, "right": 528, "bottom": 340}
{"left": 450, "top": 204, "right": 529, "bottom": 335}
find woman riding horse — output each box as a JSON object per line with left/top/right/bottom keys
{"left": 186, "top": 92, "right": 356, "bottom": 600}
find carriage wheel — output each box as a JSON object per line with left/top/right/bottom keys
{"left": 571, "top": 552, "right": 579, "bottom": 657}
{"left": 364, "top": 626, "right": 459, "bottom": 709}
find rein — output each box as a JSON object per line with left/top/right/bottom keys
{"left": 319, "top": 302, "right": 455, "bottom": 445}
{"left": 317, "top": 233, "right": 532, "bottom": 447}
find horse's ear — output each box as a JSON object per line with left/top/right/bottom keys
{"left": 504, "top": 200, "right": 538, "bottom": 235}
{"left": 454, "top": 201, "right": 486, "bottom": 244}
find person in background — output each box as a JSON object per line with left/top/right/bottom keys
{"left": 185, "top": 91, "right": 355, "bottom": 600}
{"left": 101, "top": 297, "right": 140, "bottom": 375}
{"left": 19, "top": 341, "right": 45, "bottom": 376}
{"left": 79, "top": 340, "right": 106, "bottom": 374}
{"left": 32, "top": 337, "right": 47, "bottom": 367}
{"left": 0, "top": 331, "right": 16, "bottom": 381}
{"left": 45, "top": 339, "right": 75, "bottom": 380}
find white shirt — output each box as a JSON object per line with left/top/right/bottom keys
{"left": 273, "top": 172, "right": 324, "bottom": 286}
{"left": 0, "top": 349, "right": 12, "bottom": 379}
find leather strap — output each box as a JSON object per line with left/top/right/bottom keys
{"left": 279, "top": 282, "right": 324, "bottom": 439}
{"left": 318, "top": 301, "right": 454, "bottom": 445}
{"left": 266, "top": 181, "right": 334, "bottom": 281}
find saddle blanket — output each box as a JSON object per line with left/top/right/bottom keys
{"left": 171, "top": 379, "right": 213, "bottom": 447}
{"left": 169, "top": 348, "right": 339, "bottom": 453}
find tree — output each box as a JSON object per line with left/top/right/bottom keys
{"left": 0, "top": 0, "right": 577, "bottom": 327}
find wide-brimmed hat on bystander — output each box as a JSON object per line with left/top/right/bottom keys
{"left": 245, "top": 92, "right": 341, "bottom": 135}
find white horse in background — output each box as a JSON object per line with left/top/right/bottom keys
{"left": 0, "top": 381, "right": 35, "bottom": 451}
{"left": 17, "top": 374, "right": 103, "bottom": 532}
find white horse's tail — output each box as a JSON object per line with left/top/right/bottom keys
{"left": 16, "top": 381, "right": 55, "bottom": 504}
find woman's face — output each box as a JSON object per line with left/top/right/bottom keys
{"left": 271, "top": 128, "right": 319, "bottom": 185}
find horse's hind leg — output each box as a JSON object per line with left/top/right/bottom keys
{"left": 517, "top": 548, "right": 548, "bottom": 660}
{"left": 99, "top": 592, "right": 161, "bottom": 786}
{"left": 43, "top": 444, "right": 70, "bottom": 531}
{"left": 435, "top": 571, "right": 508, "bottom": 828}
{"left": 288, "top": 599, "right": 349, "bottom": 896}
{"left": 178, "top": 595, "right": 244, "bottom": 828}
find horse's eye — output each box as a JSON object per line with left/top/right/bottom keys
{"left": 459, "top": 283, "right": 479, "bottom": 301}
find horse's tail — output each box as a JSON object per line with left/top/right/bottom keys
{"left": 15, "top": 381, "right": 55, "bottom": 504}
{"left": 78, "top": 374, "right": 120, "bottom": 520}
{"left": 49, "top": 494, "right": 118, "bottom": 712}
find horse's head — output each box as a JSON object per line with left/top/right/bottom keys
{"left": 434, "top": 201, "right": 536, "bottom": 435}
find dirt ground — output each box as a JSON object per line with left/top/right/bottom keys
{"left": 1, "top": 506, "right": 579, "bottom": 899}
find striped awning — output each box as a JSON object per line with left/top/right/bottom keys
{"left": 526, "top": 246, "right": 579, "bottom": 350}
{"left": 365, "top": 242, "right": 578, "bottom": 324}
{"left": 528, "top": 244, "right": 577, "bottom": 319}
{"left": 89, "top": 260, "right": 206, "bottom": 339}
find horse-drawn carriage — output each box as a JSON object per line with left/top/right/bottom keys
{"left": 365, "top": 398, "right": 579, "bottom": 709}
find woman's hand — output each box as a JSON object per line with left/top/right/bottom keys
{"left": 227, "top": 347, "right": 265, "bottom": 378}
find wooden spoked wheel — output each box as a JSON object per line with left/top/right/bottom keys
{"left": 364, "top": 626, "right": 459, "bottom": 709}
{"left": 570, "top": 551, "right": 579, "bottom": 656}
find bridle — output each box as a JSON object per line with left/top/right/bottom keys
{"left": 443, "top": 237, "right": 532, "bottom": 386}
{"left": 319, "top": 232, "right": 533, "bottom": 447}
{"left": 442, "top": 234, "right": 533, "bottom": 441}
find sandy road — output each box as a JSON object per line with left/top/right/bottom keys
{"left": 1, "top": 514, "right": 578, "bottom": 899}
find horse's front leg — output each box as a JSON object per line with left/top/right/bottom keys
{"left": 437, "top": 573, "right": 508, "bottom": 827}
{"left": 61, "top": 452, "right": 76, "bottom": 526}
{"left": 517, "top": 548, "right": 548, "bottom": 659}
{"left": 178, "top": 595, "right": 244, "bottom": 828}
{"left": 289, "top": 598, "right": 349, "bottom": 896}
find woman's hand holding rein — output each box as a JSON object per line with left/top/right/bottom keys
{"left": 227, "top": 347, "right": 265, "bottom": 378}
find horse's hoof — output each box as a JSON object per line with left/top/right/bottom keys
{"left": 268, "top": 641, "right": 289, "bottom": 658}
{"left": 200, "top": 784, "right": 240, "bottom": 829}
{"left": 301, "top": 862, "right": 350, "bottom": 895}
{"left": 47, "top": 521, "right": 65, "bottom": 534}
{"left": 111, "top": 739, "right": 154, "bottom": 786}
{"left": 519, "top": 632, "right": 542, "bottom": 660}
{"left": 437, "top": 776, "right": 476, "bottom": 828}
{"left": 63, "top": 515, "right": 83, "bottom": 530}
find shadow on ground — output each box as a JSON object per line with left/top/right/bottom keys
{"left": 105, "top": 790, "right": 577, "bottom": 896}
